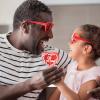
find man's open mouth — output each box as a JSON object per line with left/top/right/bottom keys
{"left": 37, "top": 40, "right": 48, "bottom": 52}
{"left": 40, "top": 37, "right": 49, "bottom": 45}
{"left": 36, "top": 37, "right": 49, "bottom": 53}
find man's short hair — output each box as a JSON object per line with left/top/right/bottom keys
{"left": 13, "top": 0, "right": 52, "bottom": 30}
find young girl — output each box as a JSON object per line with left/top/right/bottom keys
{"left": 49, "top": 24, "right": 100, "bottom": 100}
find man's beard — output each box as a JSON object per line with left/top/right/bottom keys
{"left": 32, "top": 40, "right": 44, "bottom": 55}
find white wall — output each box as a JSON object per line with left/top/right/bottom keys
{"left": 47, "top": 5, "right": 100, "bottom": 51}
{"left": 41, "top": 0, "right": 100, "bottom": 5}
{"left": 0, "top": 0, "right": 24, "bottom": 25}
{"left": 0, "top": 0, "right": 100, "bottom": 24}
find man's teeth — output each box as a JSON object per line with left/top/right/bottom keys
{"left": 41, "top": 40, "right": 47, "bottom": 43}
{"left": 40, "top": 40, "right": 44, "bottom": 43}
{"left": 40, "top": 41, "right": 46, "bottom": 45}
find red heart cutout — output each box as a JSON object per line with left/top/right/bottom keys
{"left": 42, "top": 52, "right": 59, "bottom": 67}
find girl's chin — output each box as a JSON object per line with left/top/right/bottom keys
{"left": 68, "top": 52, "right": 72, "bottom": 58}
{"left": 68, "top": 53, "right": 77, "bottom": 60}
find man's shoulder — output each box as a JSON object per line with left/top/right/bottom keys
{"left": 0, "top": 33, "right": 6, "bottom": 42}
{"left": 0, "top": 33, "right": 5, "bottom": 38}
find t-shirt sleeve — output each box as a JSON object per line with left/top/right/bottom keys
{"left": 56, "top": 49, "right": 72, "bottom": 73}
{"left": 82, "top": 67, "right": 100, "bottom": 84}
{"left": 82, "top": 74, "right": 97, "bottom": 85}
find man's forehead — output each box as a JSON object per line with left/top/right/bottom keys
{"left": 38, "top": 12, "right": 53, "bottom": 22}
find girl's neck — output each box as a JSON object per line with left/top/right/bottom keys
{"left": 77, "top": 58, "right": 96, "bottom": 71}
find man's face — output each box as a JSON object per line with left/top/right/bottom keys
{"left": 22, "top": 12, "right": 53, "bottom": 54}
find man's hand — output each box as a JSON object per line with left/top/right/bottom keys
{"left": 96, "top": 76, "right": 100, "bottom": 86}
{"left": 88, "top": 76, "right": 100, "bottom": 99}
{"left": 88, "top": 87, "right": 100, "bottom": 99}
{"left": 29, "top": 67, "right": 64, "bottom": 90}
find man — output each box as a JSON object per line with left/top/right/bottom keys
{"left": 88, "top": 77, "right": 100, "bottom": 99}
{"left": 0, "top": 0, "right": 71, "bottom": 100}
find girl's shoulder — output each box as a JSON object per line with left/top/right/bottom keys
{"left": 81, "top": 66, "right": 100, "bottom": 84}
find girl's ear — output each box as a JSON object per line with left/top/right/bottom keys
{"left": 20, "top": 21, "right": 30, "bottom": 34}
{"left": 83, "top": 44, "right": 92, "bottom": 55}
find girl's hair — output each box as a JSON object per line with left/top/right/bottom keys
{"left": 79, "top": 24, "right": 100, "bottom": 60}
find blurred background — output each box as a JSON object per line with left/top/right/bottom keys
{"left": 0, "top": 0, "right": 100, "bottom": 62}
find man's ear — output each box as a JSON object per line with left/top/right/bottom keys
{"left": 20, "top": 21, "right": 30, "bottom": 34}
{"left": 83, "top": 45, "right": 92, "bottom": 55}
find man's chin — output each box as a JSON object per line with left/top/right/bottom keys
{"left": 37, "top": 47, "right": 44, "bottom": 55}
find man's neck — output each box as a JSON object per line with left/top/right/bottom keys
{"left": 7, "top": 32, "right": 24, "bottom": 50}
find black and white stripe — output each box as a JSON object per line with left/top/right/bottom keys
{"left": 0, "top": 33, "right": 72, "bottom": 100}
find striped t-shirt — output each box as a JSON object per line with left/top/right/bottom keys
{"left": 0, "top": 33, "right": 71, "bottom": 100}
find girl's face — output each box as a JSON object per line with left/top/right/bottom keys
{"left": 69, "top": 28, "right": 91, "bottom": 61}
{"left": 69, "top": 39, "right": 85, "bottom": 61}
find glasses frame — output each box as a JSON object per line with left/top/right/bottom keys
{"left": 70, "top": 32, "right": 93, "bottom": 45}
{"left": 26, "top": 20, "right": 54, "bottom": 32}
